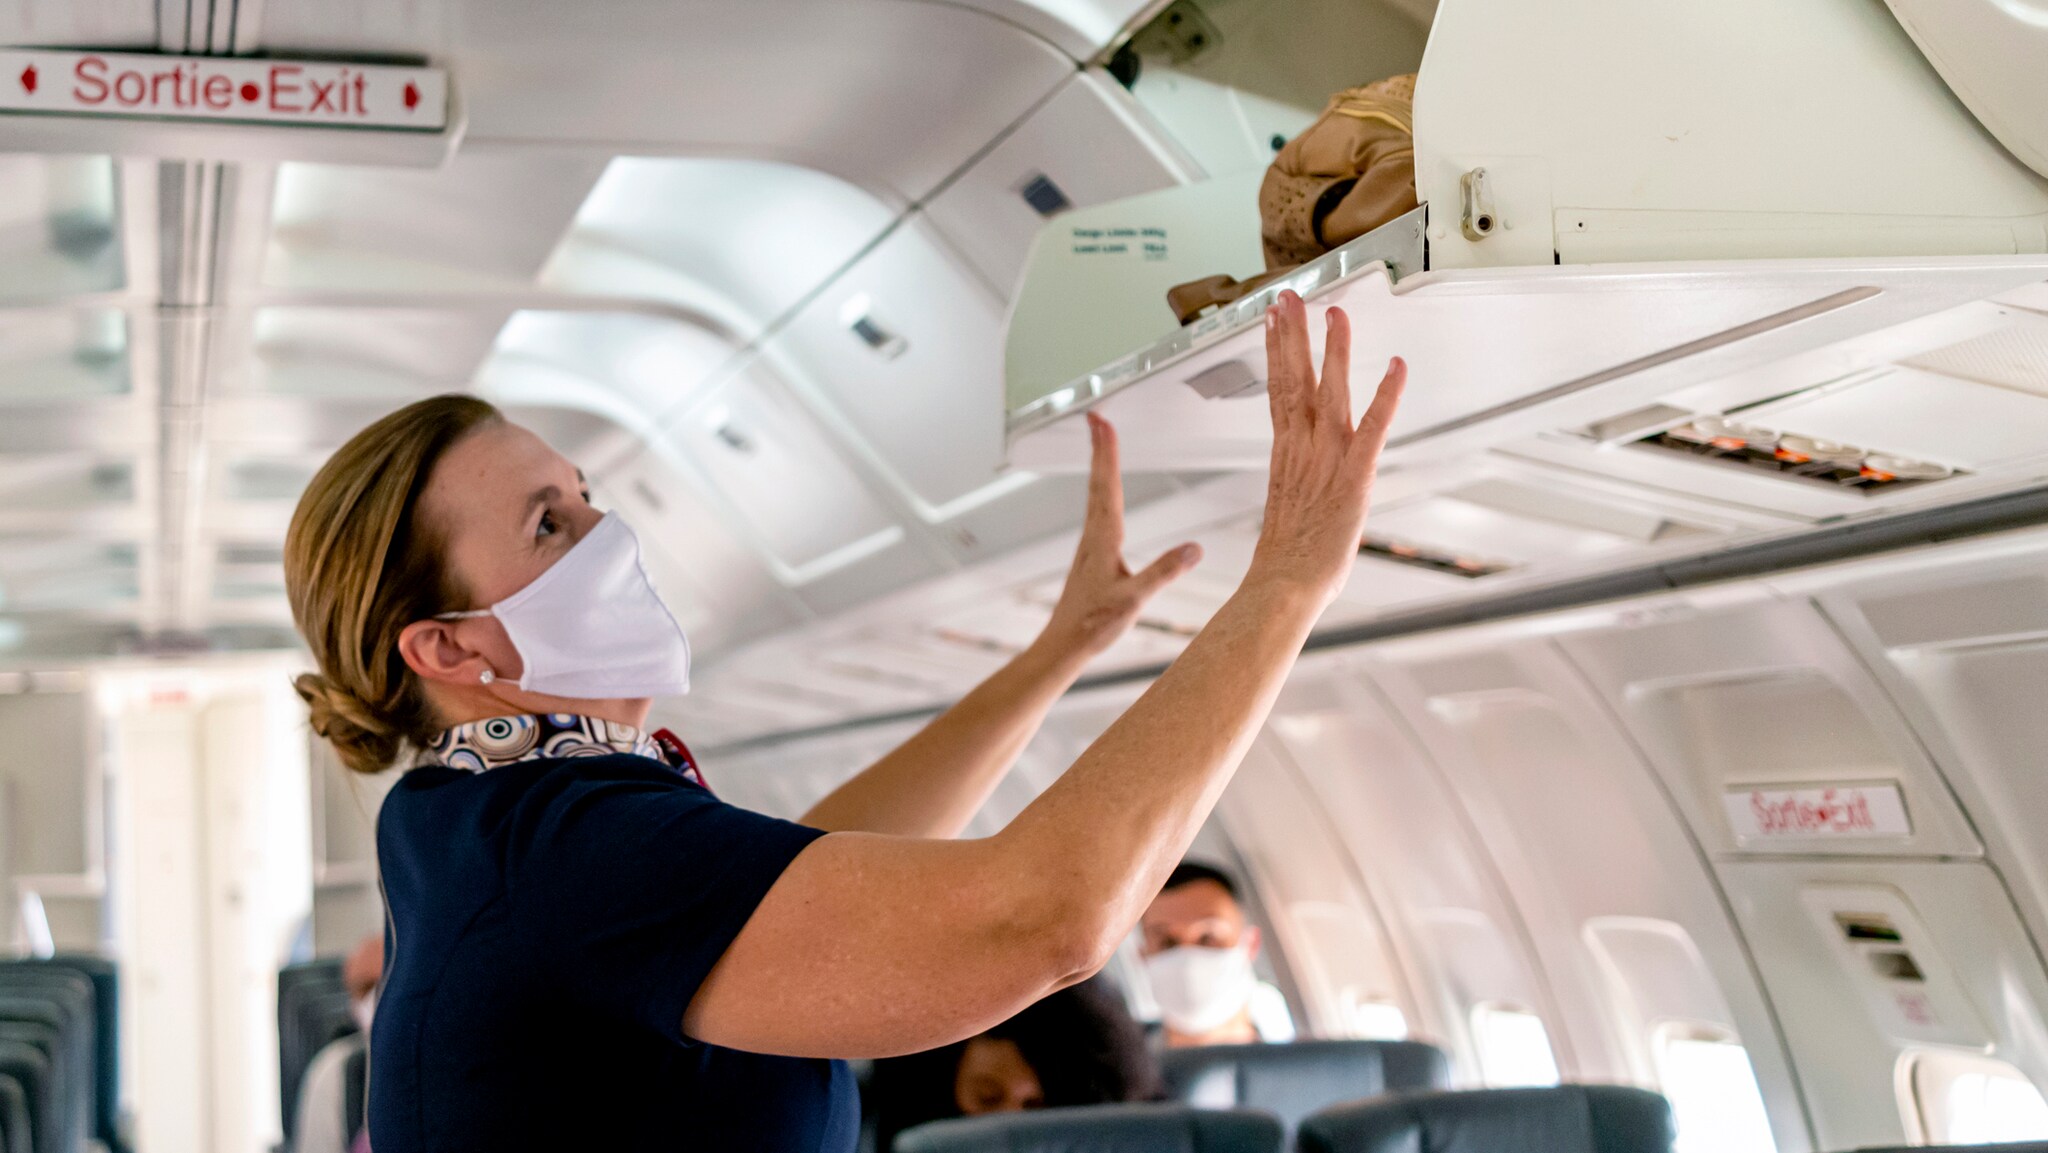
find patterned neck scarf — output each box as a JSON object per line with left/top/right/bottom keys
{"left": 427, "top": 713, "right": 665, "bottom": 773}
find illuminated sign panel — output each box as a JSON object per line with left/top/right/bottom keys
{"left": 0, "top": 49, "right": 448, "bottom": 130}
{"left": 1722, "top": 782, "right": 1912, "bottom": 843}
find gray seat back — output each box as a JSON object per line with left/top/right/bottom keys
{"left": 0, "top": 1073, "right": 27, "bottom": 1153}
{"left": 0, "top": 1041, "right": 50, "bottom": 1153}
{"left": 1298, "top": 1086, "right": 1676, "bottom": 1153}
{"left": 21, "top": 956, "right": 121, "bottom": 1150}
{"left": 1162, "top": 1041, "right": 1451, "bottom": 1132}
{"left": 0, "top": 985, "right": 88, "bottom": 1153}
{"left": 277, "top": 960, "right": 352, "bottom": 1143}
{"left": 897, "top": 1103, "right": 1285, "bottom": 1153}
{"left": 1849, "top": 1146, "right": 2048, "bottom": 1153}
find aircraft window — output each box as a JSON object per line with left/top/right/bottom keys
{"left": 1470, "top": 1003, "right": 1561, "bottom": 1087}
{"left": 1905, "top": 1049, "right": 2048, "bottom": 1144}
{"left": 1339, "top": 990, "right": 1409, "bottom": 1040}
{"left": 1652, "top": 1024, "right": 1776, "bottom": 1153}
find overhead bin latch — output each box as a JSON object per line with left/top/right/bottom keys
{"left": 1460, "top": 168, "right": 1498, "bottom": 241}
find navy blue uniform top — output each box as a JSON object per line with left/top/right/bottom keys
{"left": 369, "top": 750, "right": 858, "bottom": 1152}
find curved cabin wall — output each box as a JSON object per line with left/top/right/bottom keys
{"left": 714, "top": 522, "right": 2048, "bottom": 1151}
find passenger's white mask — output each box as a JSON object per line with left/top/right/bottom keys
{"left": 1144, "top": 944, "right": 1257, "bottom": 1036}
{"left": 438, "top": 511, "right": 691, "bottom": 699}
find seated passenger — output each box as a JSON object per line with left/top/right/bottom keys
{"left": 1139, "top": 862, "right": 1295, "bottom": 1047}
{"left": 296, "top": 933, "right": 383, "bottom": 1153}
{"left": 870, "top": 977, "right": 1163, "bottom": 1150}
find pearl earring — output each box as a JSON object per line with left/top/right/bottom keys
{"left": 479, "top": 668, "right": 496, "bottom": 685}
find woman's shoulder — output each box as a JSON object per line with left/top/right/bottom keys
{"left": 387, "top": 752, "right": 703, "bottom": 818}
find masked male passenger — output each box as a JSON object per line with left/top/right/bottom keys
{"left": 1138, "top": 862, "right": 1296, "bottom": 1047}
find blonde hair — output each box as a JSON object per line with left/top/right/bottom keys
{"left": 285, "top": 395, "right": 503, "bottom": 774}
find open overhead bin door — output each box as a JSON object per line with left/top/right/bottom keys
{"left": 1003, "top": 0, "right": 2048, "bottom": 479}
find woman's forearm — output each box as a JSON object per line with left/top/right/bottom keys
{"left": 988, "top": 577, "right": 1324, "bottom": 958}
{"left": 798, "top": 636, "right": 1089, "bottom": 837}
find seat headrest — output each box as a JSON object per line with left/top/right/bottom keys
{"left": 1297, "top": 1086, "right": 1676, "bottom": 1153}
{"left": 1161, "top": 1041, "right": 1452, "bottom": 1128}
{"left": 895, "top": 1103, "right": 1285, "bottom": 1153}
{"left": 1850, "top": 1146, "right": 2048, "bottom": 1153}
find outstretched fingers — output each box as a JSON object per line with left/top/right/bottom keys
{"left": 1316, "top": 306, "right": 1353, "bottom": 448}
{"left": 1133, "top": 542, "right": 1203, "bottom": 597}
{"left": 1081, "top": 413, "right": 1126, "bottom": 558}
{"left": 1352, "top": 357, "right": 1408, "bottom": 461}
{"left": 1264, "top": 291, "right": 1316, "bottom": 438}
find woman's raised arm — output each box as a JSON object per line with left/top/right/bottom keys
{"left": 799, "top": 414, "right": 1198, "bottom": 839}
{"left": 684, "top": 293, "right": 1405, "bottom": 1059}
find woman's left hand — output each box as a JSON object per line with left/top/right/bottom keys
{"left": 1037, "top": 413, "right": 1202, "bottom": 662}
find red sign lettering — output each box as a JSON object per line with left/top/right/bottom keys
{"left": 6, "top": 50, "right": 447, "bottom": 130}
{"left": 1750, "top": 788, "right": 1876, "bottom": 836}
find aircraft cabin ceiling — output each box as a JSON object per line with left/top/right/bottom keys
{"left": 0, "top": 0, "right": 1212, "bottom": 668}
{"left": 7, "top": 0, "right": 2048, "bottom": 750}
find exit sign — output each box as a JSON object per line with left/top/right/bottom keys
{"left": 0, "top": 49, "right": 448, "bottom": 131}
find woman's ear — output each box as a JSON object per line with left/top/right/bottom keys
{"left": 398, "top": 618, "right": 493, "bottom": 687}
{"left": 1244, "top": 924, "right": 1262, "bottom": 962}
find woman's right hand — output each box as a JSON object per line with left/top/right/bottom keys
{"left": 1246, "top": 290, "right": 1407, "bottom": 608}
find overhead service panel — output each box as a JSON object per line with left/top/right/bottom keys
{"left": 1002, "top": 0, "right": 2048, "bottom": 484}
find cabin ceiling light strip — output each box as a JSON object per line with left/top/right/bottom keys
{"left": 1387, "top": 287, "right": 1883, "bottom": 448}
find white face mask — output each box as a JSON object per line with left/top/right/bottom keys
{"left": 439, "top": 511, "right": 691, "bottom": 699}
{"left": 1144, "top": 944, "right": 1257, "bottom": 1036}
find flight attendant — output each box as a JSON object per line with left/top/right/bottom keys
{"left": 282, "top": 292, "right": 1405, "bottom": 1152}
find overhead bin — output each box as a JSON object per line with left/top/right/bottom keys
{"left": 1003, "top": 0, "right": 2048, "bottom": 477}
{"left": 763, "top": 211, "right": 1016, "bottom": 512}
{"left": 923, "top": 69, "right": 1193, "bottom": 302}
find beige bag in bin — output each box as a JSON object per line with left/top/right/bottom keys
{"left": 1166, "top": 74, "right": 1419, "bottom": 325}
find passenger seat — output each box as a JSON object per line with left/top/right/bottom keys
{"left": 1847, "top": 1146, "right": 2048, "bottom": 1152}
{"left": 895, "top": 1103, "right": 1285, "bottom": 1153}
{"left": 1298, "top": 1086, "right": 1675, "bottom": 1153}
{"left": 1162, "top": 1040, "right": 1451, "bottom": 1134}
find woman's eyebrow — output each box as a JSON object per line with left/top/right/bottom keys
{"left": 524, "top": 484, "right": 561, "bottom": 519}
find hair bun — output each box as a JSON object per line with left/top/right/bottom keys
{"left": 295, "top": 672, "right": 404, "bottom": 775}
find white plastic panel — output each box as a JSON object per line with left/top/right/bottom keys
{"left": 0, "top": 308, "right": 129, "bottom": 400}
{"left": 1557, "top": 591, "right": 1985, "bottom": 859}
{"left": 0, "top": 155, "right": 121, "bottom": 301}
{"left": 1415, "top": 0, "right": 2048, "bottom": 269}
{"left": 665, "top": 364, "right": 902, "bottom": 577}
{"left": 268, "top": 154, "right": 610, "bottom": 292}
{"left": 1741, "top": 366, "right": 2048, "bottom": 472}
{"left": 1008, "top": 251, "right": 2048, "bottom": 475}
{"left": 1218, "top": 736, "right": 1413, "bottom": 1041}
{"left": 434, "top": 1, "right": 1074, "bottom": 201}
{"left": 1369, "top": 636, "right": 1813, "bottom": 1149}
{"left": 1264, "top": 660, "right": 1555, "bottom": 1082}
{"left": 1882, "top": 0, "right": 2048, "bottom": 181}
{"left": 0, "top": 4, "right": 156, "bottom": 47}
{"left": 247, "top": 307, "right": 506, "bottom": 398}
{"left": 763, "top": 212, "right": 1010, "bottom": 511}
{"left": 924, "top": 70, "right": 1191, "bottom": 301}
{"left": 480, "top": 310, "right": 739, "bottom": 426}
{"left": 541, "top": 157, "right": 897, "bottom": 341}
{"left": 1720, "top": 861, "right": 2048, "bottom": 1151}
{"left": 1794, "top": 529, "right": 2048, "bottom": 959}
